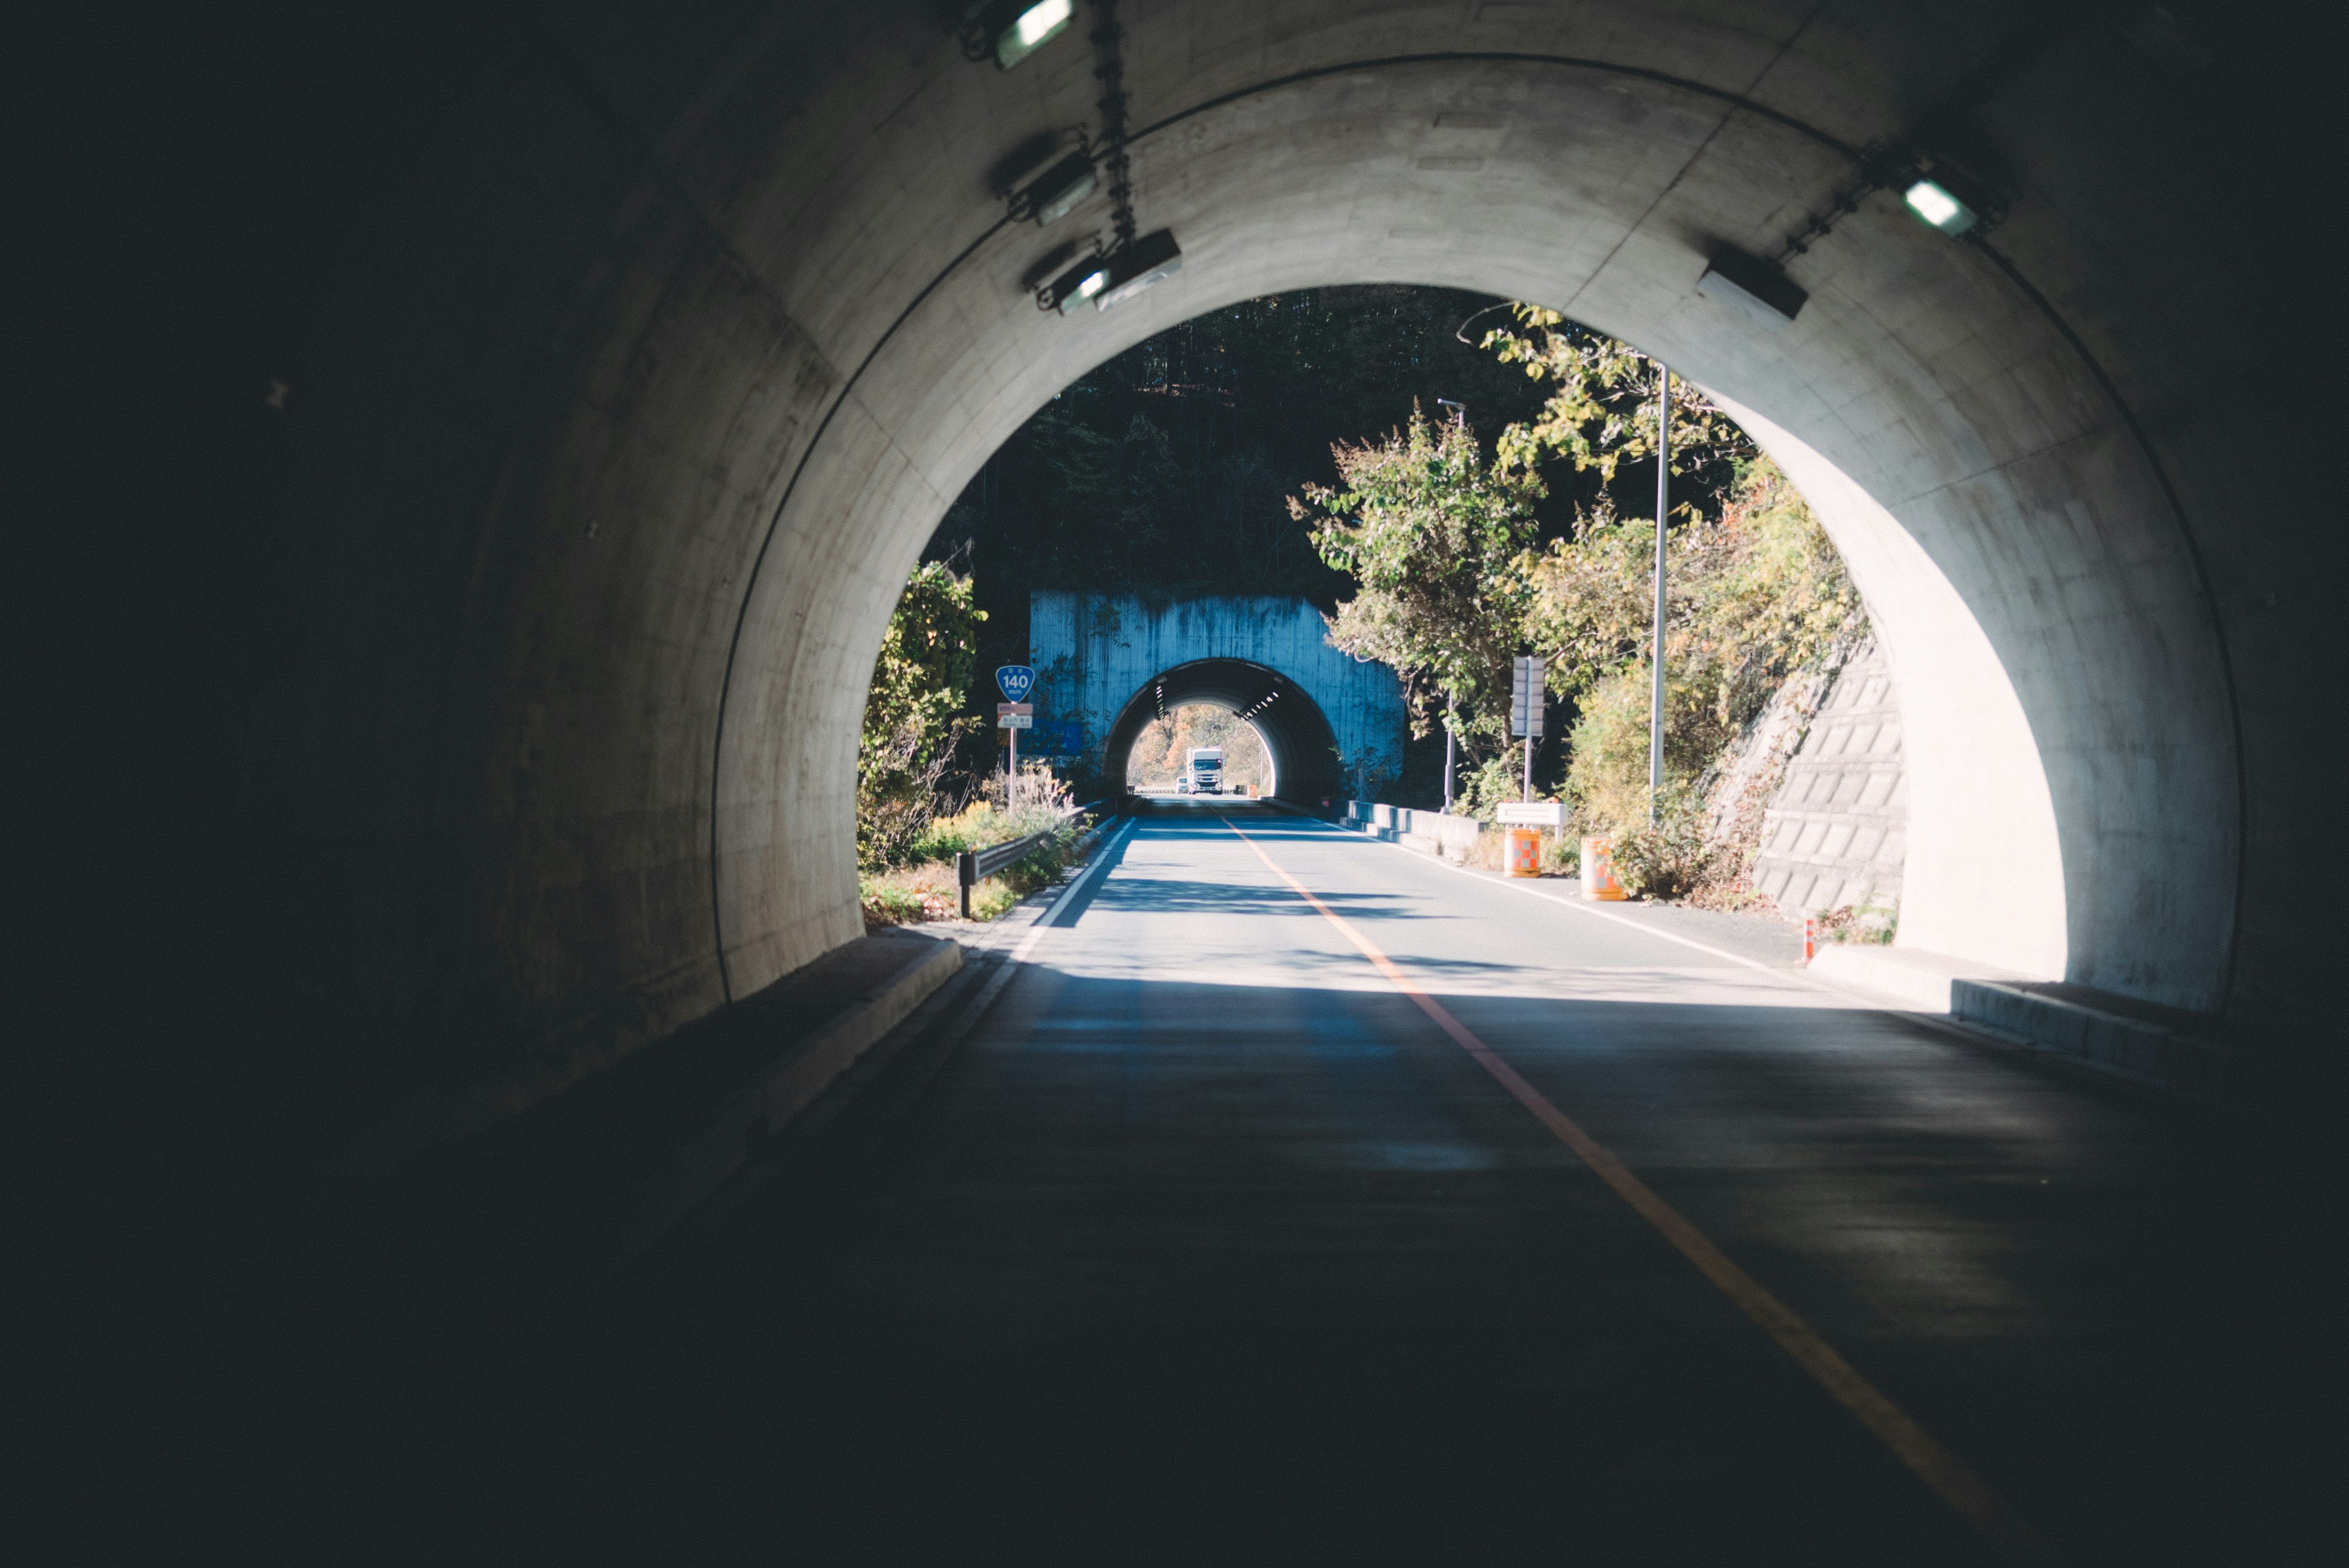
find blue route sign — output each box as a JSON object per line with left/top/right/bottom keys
{"left": 995, "top": 664, "right": 1035, "bottom": 703}
{"left": 1029, "top": 719, "right": 1082, "bottom": 757}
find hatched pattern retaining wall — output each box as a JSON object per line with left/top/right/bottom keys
{"left": 1751, "top": 638, "right": 1908, "bottom": 918}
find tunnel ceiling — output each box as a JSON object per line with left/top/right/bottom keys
{"left": 1104, "top": 661, "right": 1343, "bottom": 800}
{"left": 189, "top": 0, "right": 2334, "bottom": 1154}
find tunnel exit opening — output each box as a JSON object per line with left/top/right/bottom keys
{"left": 904, "top": 294, "right": 2071, "bottom": 992}
{"left": 1124, "top": 704, "right": 1274, "bottom": 798}
{"left": 1103, "top": 659, "right": 1343, "bottom": 804}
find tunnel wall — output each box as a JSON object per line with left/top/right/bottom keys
{"left": 1030, "top": 593, "right": 1408, "bottom": 794}
{"left": 132, "top": 0, "right": 2334, "bottom": 1157}
{"left": 1720, "top": 398, "right": 2069, "bottom": 981}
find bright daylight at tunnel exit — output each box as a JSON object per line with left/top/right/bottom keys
{"left": 27, "top": 1, "right": 2346, "bottom": 1564}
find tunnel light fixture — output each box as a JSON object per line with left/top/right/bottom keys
{"left": 1044, "top": 253, "right": 1110, "bottom": 314}
{"left": 1090, "top": 228, "right": 1182, "bottom": 311}
{"left": 1018, "top": 150, "right": 1097, "bottom": 225}
{"left": 1903, "top": 178, "right": 1976, "bottom": 235}
{"left": 963, "top": 0, "right": 1075, "bottom": 71}
{"left": 1898, "top": 159, "right": 2002, "bottom": 239}
{"left": 1695, "top": 246, "right": 1806, "bottom": 329}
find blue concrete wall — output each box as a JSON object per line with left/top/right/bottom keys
{"left": 1029, "top": 592, "right": 1408, "bottom": 783}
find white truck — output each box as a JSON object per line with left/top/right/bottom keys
{"left": 1176, "top": 747, "right": 1225, "bottom": 795}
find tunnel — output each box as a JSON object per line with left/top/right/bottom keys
{"left": 1102, "top": 660, "right": 1345, "bottom": 801}
{"left": 33, "top": 4, "right": 2345, "bottom": 1556}
{"left": 65, "top": 0, "right": 2338, "bottom": 1177}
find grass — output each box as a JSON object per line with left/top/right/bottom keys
{"left": 859, "top": 859, "right": 1026, "bottom": 926}
{"left": 859, "top": 799, "right": 1093, "bottom": 929}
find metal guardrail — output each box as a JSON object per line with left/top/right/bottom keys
{"left": 954, "top": 801, "right": 1111, "bottom": 917}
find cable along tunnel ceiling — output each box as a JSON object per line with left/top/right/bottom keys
{"left": 266, "top": 1, "right": 2311, "bottom": 1151}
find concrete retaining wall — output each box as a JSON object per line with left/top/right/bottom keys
{"left": 1031, "top": 592, "right": 1408, "bottom": 786}
{"left": 1751, "top": 637, "right": 1909, "bottom": 921}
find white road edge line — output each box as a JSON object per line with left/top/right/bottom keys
{"left": 922, "top": 812, "right": 1140, "bottom": 1057}
{"left": 1312, "top": 814, "right": 1848, "bottom": 993}
{"left": 1011, "top": 811, "right": 1136, "bottom": 962}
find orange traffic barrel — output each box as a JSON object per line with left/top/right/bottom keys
{"left": 1507, "top": 827, "right": 1542, "bottom": 878}
{"left": 1581, "top": 836, "right": 1626, "bottom": 900}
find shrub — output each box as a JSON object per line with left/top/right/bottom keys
{"left": 858, "top": 563, "right": 985, "bottom": 872}
{"left": 861, "top": 764, "right": 1089, "bottom": 929}
{"left": 1816, "top": 899, "right": 1898, "bottom": 945}
{"left": 1542, "top": 833, "right": 1580, "bottom": 876}
{"left": 1606, "top": 783, "right": 1715, "bottom": 899}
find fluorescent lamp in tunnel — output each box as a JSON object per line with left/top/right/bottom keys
{"left": 1045, "top": 254, "right": 1110, "bottom": 314}
{"left": 1093, "top": 229, "right": 1182, "bottom": 311}
{"left": 989, "top": 0, "right": 1073, "bottom": 69}
{"left": 1903, "top": 178, "right": 1978, "bottom": 236}
{"left": 1019, "top": 151, "right": 1097, "bottom": 225}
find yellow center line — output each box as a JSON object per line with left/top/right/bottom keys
{"left": 1217, "top": 814, "right": 2066, "bottom": 1568}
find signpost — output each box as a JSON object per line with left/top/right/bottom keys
{"left": 1508, "top": 657, "right": 1550, "bottom": 877}
{"left": 1510, "top": 655, "right": 1546, "bottom": 801}
{"left": 995, "top": 666, "right": 1036, "bottom": 803}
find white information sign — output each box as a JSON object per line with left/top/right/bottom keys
{"left": 998, "top": 713, "right": 1033, "bottom": 729}
{"left": 1496, "top": 800, "right": 1566, "bottom": 827}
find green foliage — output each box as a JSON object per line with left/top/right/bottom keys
{"left": 1483, "top": 304, "right": 1751, "bottom": 486}
{"left": 1563, "top": 663, "right": 1733, "bottom": 836}
{"left": 1543, "top": 833, "right": 1581, "bottom": 876}
{"left": 1536, "top": 458, "right": 1866, "bottom": 836}
{"left": 1515, "top": 496, "right": 1669, "bottom": 701}
{"left": 860, "top": 767, "right": 1086, "bottom": 928}
{"left": 1608, "top": 782, "right": 1715, "bottom": 900}
{"left": 1450, "top": 745, "right": 1538, "bottom": 822}
{"left": 859, "top": 563, "right": 984, "bottom": 871}
{"left": 1817, "top": 899, "right": 1899, "bottom": 945}
{"left": 1291, "top": 406, "right": 1543, "bottom": 752}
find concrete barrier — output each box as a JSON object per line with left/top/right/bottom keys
{"left": 1342, "top": 801, "right": 1491, "bottom": 861}
{"left": 1952, "top": 978, "right": 2227, "bottom": 1094}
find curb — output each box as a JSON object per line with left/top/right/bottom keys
{"left": 604, "top": 934, "right": 961, "bottom": 1263}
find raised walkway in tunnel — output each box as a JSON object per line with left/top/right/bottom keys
{"left": 307, "top": 802, "right": 2315, "bottom": 1565}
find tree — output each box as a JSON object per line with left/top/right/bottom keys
{"left": 1290, "top": 406, "right": 1543, "bottom": 756}
{"left": 1482, "top": 303, "right": 1750, "bottom": 491}
{"left": 1534, "top": 458, "right": 1867, "bottom": 833}
{"left": 858, "top": 562, "right": 985, "bottom": 870}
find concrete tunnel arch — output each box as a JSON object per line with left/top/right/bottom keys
{"left": 223, "top": 1, "right": 2339, "bottom": 1154}
{"left": 1102, "top": 660, "right": 1346, "bottom": 802}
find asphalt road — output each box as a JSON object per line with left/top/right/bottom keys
{"left": 409, "top": 801, "right": 2323, "bottom": 1565}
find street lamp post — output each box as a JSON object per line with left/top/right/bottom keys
{"left": 1649, "top": 363, "right": 1669, "bottom": 825}
{"left": 1438, "top": 396, "right": 1466, "bottom": 817}
{"left": 1442, "top": 697, "right": 1456, "bottom": 814}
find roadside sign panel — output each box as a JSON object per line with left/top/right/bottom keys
{"left": 1030, "top": 719, "right": 1082, "bottom": 756}
{"left": 1497, "top": 800, "right": 1565, "bottom": 827}
{"left": 996, "top": 702, "right": 1032, "bottom": 716}
{"left": 995, "top": 664, "right": 1036, "bottom": 703}
{"left": 998, "top": 713, "right": 1033, "bottom": 729}
{"left": 1510, "top": 655, "right": 1546, "bottom": 738}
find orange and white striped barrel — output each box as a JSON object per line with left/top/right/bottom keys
{"left": 1507, "top": 828, "right": 1542, "bottom": 877}
{"left": 1581, "top": 836, "right": 1626, "bottom": 900}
